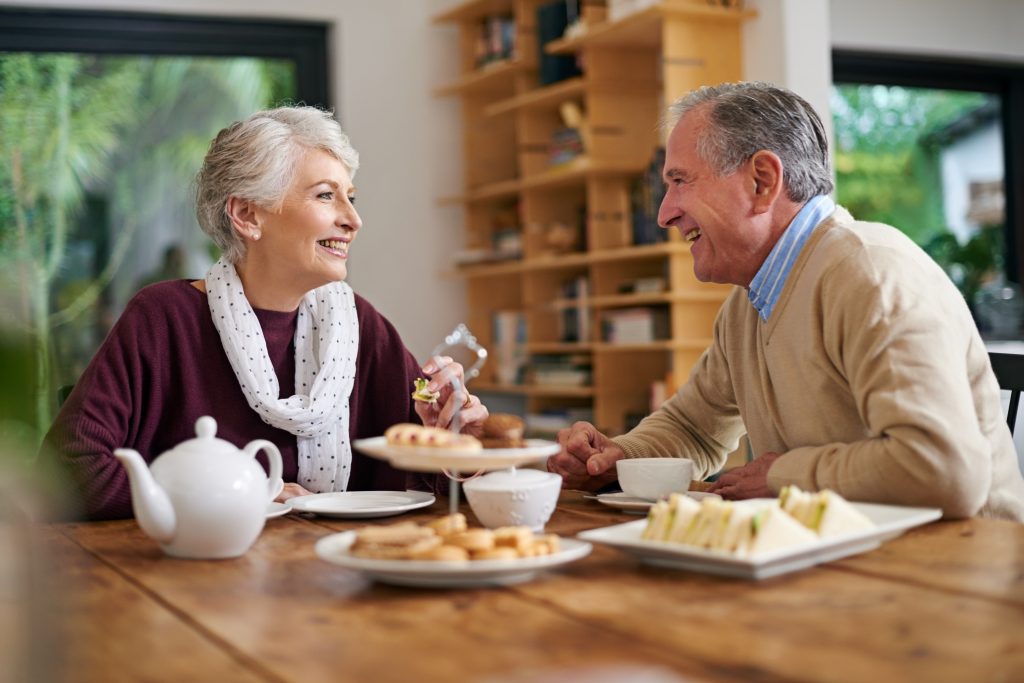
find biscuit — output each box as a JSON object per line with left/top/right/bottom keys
{"left": 353, "top": 522, "right": 436, "bottom": 547}
{"left": 471, "top": 547, "right": 519, "bottom": 561}
{"left": 348, "top": 517, "right": 563, "bottom": 563}
{"left": 351, "top": 535, "right": 441, "bottom": 560}
{"left": 413, "top": 544, "right": 470, "bottom": 562}
{"left": 446, "top": 529, "right": 495, "bottom": 552}
{"left": 493, "top": 526, "right": 534, "bottom": 553}
{"left": 426, "top": 513, "right": 468, "bottom": 537}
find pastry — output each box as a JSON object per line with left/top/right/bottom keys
{"left": 384, "top": 423, "right": 482, "bottom": 452}
{"left": 480, "top": 413, "right": 526, "bottom": 449}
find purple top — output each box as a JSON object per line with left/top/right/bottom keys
{"left": 42, "top": 280, "right": 432, "bottom": 520}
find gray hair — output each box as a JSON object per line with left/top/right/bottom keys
{"left": 195, "top": 106, "right": 360, "bottom": 263}
{"left": 666, "top": 82, "right": 833, "bottom": 202}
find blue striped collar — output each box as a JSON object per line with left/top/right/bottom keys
{"left": 748, "top": 195, "right": 835, "bottom": 321}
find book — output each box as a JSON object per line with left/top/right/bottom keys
{"left": 536, "top": 1, "right": 583, "bottom": 85}
{"left": 602, "top": 307, "right": 669, "bottom": 344}
{"left": 492, "top": 310, "right": 527, "bottom": 384}
{"left": 558, "top": 275, "right": 591, "bottom": 343}
{"left": 631, "top": 147, "right": 668, "bottom": 246}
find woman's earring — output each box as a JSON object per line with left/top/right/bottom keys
{"left": 252, "top": 230, "right": 261, "bottom": 240}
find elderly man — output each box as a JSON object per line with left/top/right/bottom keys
{"left": 547, "top": 81, "right": 1024, "bottom": 520}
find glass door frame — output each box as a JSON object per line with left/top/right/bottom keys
{"left": 0, "top": 7, "right": 330, "bottom": 109}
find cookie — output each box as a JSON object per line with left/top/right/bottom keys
{"left": 426, "top": 513, "right": 468, "bottom": 537}
{"left": 471, "top": 547, "right": 519, "bottom": 561}
{"left": 413, "top": 544, "right": 470, "bottom": 562}
{"left": 446, "top": 528, "right": 495, "bottom": 552}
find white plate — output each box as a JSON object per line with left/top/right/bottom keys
{"left": 593, "top": 490, "right": 721, "bottom": 513}
{"left": 266, "top": 501, "right": 293, "bottom": 519}
{"left": 314, "top": 531, "right": 592, "bottom": 588}
{"left": 353, "top": 436, "right": 560, "bottom": 473}
{"left": 290, "top": 491, "right": 435, "bottom": 519}
{"left": 577, "top": 499, "right": 941, "bottom": 580}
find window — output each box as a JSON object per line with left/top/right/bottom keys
{"left": 0, "top": 8, "right": 329, "bottom": 431}
{"left": 832, "top": 51, "right": 1024, "bottom": 304}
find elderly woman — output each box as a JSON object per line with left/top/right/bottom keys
{"left": 43, "top": 106, "right": 487, "bottom": 519}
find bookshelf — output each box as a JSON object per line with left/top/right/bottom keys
{"left": 434, "top": 0, "right": 754, "bottom": 436}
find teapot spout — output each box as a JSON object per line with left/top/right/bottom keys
{"left": 114, "top": 448, "right": 176, "bottom": 543}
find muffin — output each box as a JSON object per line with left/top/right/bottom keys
{"left": 480, "top": 413, "right": 526, "bottom": 449}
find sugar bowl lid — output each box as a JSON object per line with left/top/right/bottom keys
{"left": 464, "top": 467, "right": 559, "bottom": 490}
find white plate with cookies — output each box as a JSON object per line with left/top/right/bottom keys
{"left": 353, "top": 436, "right": 561, "bottom": 473}
{"left": 314, "top": 517, "right": 592, "bottom": 588}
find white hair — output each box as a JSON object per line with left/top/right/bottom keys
{"left": 194, "top": 106, "right": 359, "bottom": 263}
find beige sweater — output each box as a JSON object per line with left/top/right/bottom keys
{"left": 614, "top": 207, "right": 1024, "bottom": 521}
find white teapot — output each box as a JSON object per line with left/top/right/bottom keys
{"left": 114, "top": 416, "right": 283, "bottom": 559}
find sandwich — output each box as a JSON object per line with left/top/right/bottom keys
{"left": 744, "top": 506, "right": 818, "bottom": 556}
{"left": 778, "top": 485, "right": 874, "bottom": 537}
{"left": 640, "top": 495, "right": 818, "bottom": 558}
{"left": 411, "top": 377, "right": 440, "bottom": 404}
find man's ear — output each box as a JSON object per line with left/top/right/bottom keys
{"left": 226, "top": 196, "right": 261, "bottom": 239}
{"left": 749, "top": 150, "right": 784, "bottom": 214}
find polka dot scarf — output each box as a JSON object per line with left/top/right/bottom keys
{"left": 206, "top": 258, "right": 358, "bottom": 493}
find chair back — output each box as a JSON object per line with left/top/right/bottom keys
{"left": 988, "top": 352, "right": 1024, "bottom": 435}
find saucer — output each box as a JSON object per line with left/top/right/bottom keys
{"left": 593, "top": 490, "right": 721, "bottom": 514}
{"left": 266, "top": 501, "right": 293, "bottom": 519}
{"left": 289, "top": 491, "right": 435, "bottom": 519}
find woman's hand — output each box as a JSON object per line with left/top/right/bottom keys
{"left": 414, "top": 356, "right": 488, "bottom": 436}
{"left": 275, "top": 482, "right": 313, "bottom": 502}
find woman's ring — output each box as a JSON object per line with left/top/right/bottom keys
{"left": 462, "top": 393, "right": 473, "bottom": 408}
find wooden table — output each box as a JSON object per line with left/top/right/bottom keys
{"left": 32, "top": 492, "right": 1024, "bottom": 683}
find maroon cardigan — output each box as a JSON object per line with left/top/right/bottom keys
{"left": 42, "top": 280, "right": 434, "bottom": 520}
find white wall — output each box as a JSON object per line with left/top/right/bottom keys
{"left": 942, "top": 124, "right": 1005, "bottom": 243}
{"left": 830, "top": 0, "right": 1024, "bottom": 63}
{"left": 743, "top": 0, "right": 835, "bottom": 156}
{"left": 4, "top": 0, "right": 465, "bottom": 363}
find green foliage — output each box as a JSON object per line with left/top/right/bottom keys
{"left": 831, "top": 84, "right": 991, "bottom": 247}
{"left": 924, "top": 226, "right": 1003, "bottom": 304}
{"left": 0, "top": 52, "right": 296, "bottom": 441}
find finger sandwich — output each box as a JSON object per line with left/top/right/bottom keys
{"left": 779, "top": 485, "right": 874, "bottom": 537}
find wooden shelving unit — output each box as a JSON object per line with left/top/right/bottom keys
{"left": 434, "top": 0, "right": 753, "bottom": 435}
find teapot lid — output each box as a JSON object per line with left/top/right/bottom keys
{"left": 465, "top": 467, "right": 558, "bottom": 490}
{"left": 167, "top": 416, "right": 241, "bottom": 457}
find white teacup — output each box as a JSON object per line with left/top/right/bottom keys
{"left": 616, "top": 458, "right": 694, "bottom": 501}
{"left": 463, "top": 468, "right": 562, "bottom": 532}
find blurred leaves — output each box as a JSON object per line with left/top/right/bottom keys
{"left": 831, "top": 84, "right": 992, "bottom": 247}
{"left": 924, "top": 225, "right": 1003, "bottom": 304}
{"left": 0, "top": 52, "right": 297, "bottom": 442}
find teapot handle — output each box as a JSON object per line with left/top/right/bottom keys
{"left": 244, "top": 439, "right": 284, "bottom": 503}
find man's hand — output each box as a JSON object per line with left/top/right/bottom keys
{"left": 707, "top": 452, "right": 782, "bottom": 499}
{"left": 546, "top": 421, "right": 624, "bottom": 492}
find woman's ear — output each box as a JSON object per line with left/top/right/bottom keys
{"left": 749, "top": 150, "right": 784, "bottom": 213}
{"left": 226, "top": 196, "right": 262, "bottom": 241}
